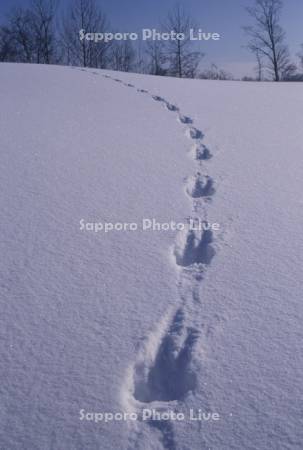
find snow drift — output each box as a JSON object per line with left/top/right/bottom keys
{"left": 1, "top": 63, "right": 303, "bottom": 450}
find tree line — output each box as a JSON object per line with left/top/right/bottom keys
{"left": 0, "top": 0, "right": 302, "bottom": 81}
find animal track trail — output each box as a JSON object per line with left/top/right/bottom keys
{"left": 88, "top": 70, "right": 220, "bottom": 450}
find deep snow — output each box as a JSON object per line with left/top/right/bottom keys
{"left": 1, "top": 63, "right": 303, "bottom": 450}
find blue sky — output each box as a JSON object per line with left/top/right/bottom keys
{"left": 0, "top": 0, "right": 302, "bottom": 77}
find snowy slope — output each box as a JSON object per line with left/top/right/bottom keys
{"left": 1, "top": 63, "right": 303, "bottom": 450}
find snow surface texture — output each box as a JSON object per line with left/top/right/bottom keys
{"left": 1, "top": 64, "right": 303, "bottom": 450}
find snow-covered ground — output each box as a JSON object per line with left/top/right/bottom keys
{"left": 1, "top": 63, "right": 303, "bottom": 450}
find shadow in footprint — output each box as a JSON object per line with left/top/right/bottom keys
{"left": 174, "top": 227, "right": 215, "bottom": 267}
{"left": 134, "top": 309, "right": 198, "bottom": 403}
{"left": 152, "top": 95, "right": 165, "bottom": 102}
{"left": 148, "top": 420, "right": 176, "bottom": 450}
{"left": 186, "top": 127, "right": 204, "bottom": 140}
{"left": 186, "top": 173, "right": 215, "bottom": 198}
{"left": 165, "top": 102, "right": 179, "bottom": 112}
{"left": 193, "top": 144, "right": 212, "bottom": 160}
{"left": 178, "top": 115, "right": 193, "bottom": 124}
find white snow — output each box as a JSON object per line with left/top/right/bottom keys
{"left": 1, "top": 63, "right": 303, "bottom": 450}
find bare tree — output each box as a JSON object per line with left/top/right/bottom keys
{"left": 145, "top": 40, "right": 167, "bottom": 75}
{"left": 31, "top": 0, "right": 58, "bottom": 64}
{"left": 199, "top": 64, "right": 233, "bottom": 80}
{"left": 244, "top": 0, "right": 290, "bottom": 81}
{"left": 163, "top": 4, "right": 202, "bottom": 78}
{"left": 298, "top": 44, "right": 303, "bottom": 70}
{"left": 62, "top": 0, "right": 110, "bottom": 68}
{"left": 109, "top": 40, "right": 135, "bottom": 72}
{"left": 281, "top": 62, "right": 297, "bottom": 80}
{"left": 0, "top": 25, "right": 17, "bottom": 61}
{"left": 133, "top": 41, "right": 149, "bottom": 74}
{"left": 255, "top": 49, "right": 263, "bottom": 80}
{"left": 6, "top": 7, "right": 35, "bottom": 62}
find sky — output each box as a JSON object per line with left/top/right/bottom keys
{"left": 0, "top": 0, "right": 302, "bottom": 77}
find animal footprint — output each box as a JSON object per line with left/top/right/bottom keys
{"left": 165, "top": 102, "right": 179, "bottom": 112}
{"left": 174, "top": 223, "right": 215, "bottom": 267}
{"left": 186, "top": 128, "right": 203, "bottom": 140}
{"left": 152, "top": 95, "right": 165, "bottom": 102}
{"left": 133, "top": 309, "right": 199, "bottom": 402}
{"left": 192, "top": 143, "right": 212, "bottom": 160}
{"left": 185, "top": 173, "right": 215, "bottom": 198}
{"left": 178, "top": 115, "right": 193, "bottom": 124}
